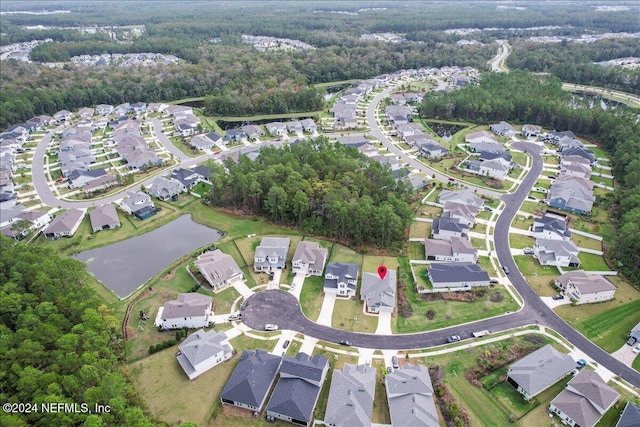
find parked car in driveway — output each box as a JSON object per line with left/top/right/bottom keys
{"left": 552, "top": 294, "right": 565, "bottom": 300}
{"left": 633, "top": 344, "right": 640, "bottom": 354}
{"left": 283, "top": 340, "right": 290, "bottom": 349}
{"left": 392, "top": 355, "right": 399, "bottom": 369}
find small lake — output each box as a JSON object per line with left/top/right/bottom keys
{"left": 73, "top": 214, "right": 223, "bottom": 298}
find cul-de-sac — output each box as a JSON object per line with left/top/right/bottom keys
{"left": 1, "top": 2, "right": 640, "bottom": 426}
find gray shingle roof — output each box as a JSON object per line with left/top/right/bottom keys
{"left": 385, "top": 364, "right": 439, "bottom": 427}
{"left": 556, "top": 271, "right": 616, "bottom": 295}
{"left": 162, "top": 293, "right": 211, "bottom": 319}
{"left": 220, "top": 349, "right": 281, "bottom": 409}
{"left": 89, "top": 204, "right": 120, "bottom": 229}
{"left": 44, "top": 208, "right": 85, "bottom": 235}
{"left": 507, "top": 345, "right": 575, "bottom": 398}
{"left": 432, "top": 216, "right": 469, "bottom": 236}
{"left": 292, "top": 241, "right": 328, "bottom": 273}
{"left": 360, "top": 271, "right": 396, "bottom": 311}
{"left": 428, "top": 262, "right": 489, "bottom": 284}
{"left": 178, "top": 328, "right": 230, "bottom": 369}
{"left": 324, "top": 262, "right": 359, "bottom": 290}
{"left": 533, "top": 213, "right": 571, "bottom": 238}
{"left": 195, "top": 249, "right": 243, "bottom": 287}
{"left": 324, "top": 364, "right": 376, "bottom": 427}
{"left": 616, "top": 402, "right": 640, "bottom": 427}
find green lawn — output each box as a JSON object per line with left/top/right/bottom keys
{"left": 591, "top": 174, "right": 614, "bottom": 188}
{"left": 408, "top": 241, "right": 425, "bottom": 260}
{"left": 509, "top": 234, "right": 535, "bottom": 249}
{"left": 556, "top": 299, "right": 640, "bottom": 353}
{"left": 634, "top": 355, "right": 640, "bottom": 372}
{"left": 331, "top": 298, "right": 378, "bottom": 333}
{"left": 511, "top": 216, "right": 534, "bottom": 231}
{"left": 409, "top": 221, "right": 431, "bottom": 239}
{"left": 192, "top": 181, "right": 212, "bottom": 197}
{"left": 328, "top": 243, "right": 363, "bottom": 265}
{"left": 477, "top": 256, "right": 497, "bottom": 277}
{"left": 300, "top": 275, "right": 324, "bottom": 321}
{"left": 417, "top": 205, "right": 442, "bottom": 218}
{"left": 571, "top": 235, "right": 602, "bottom": 251}
{"left": 576, "top": 252, "right": 610, "bottom": 271}
{"left": 519, "top": 201, "right": 544, "bottom": 215}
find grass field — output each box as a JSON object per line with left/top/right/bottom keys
{"left": 363, "top": 255, "right": 398, "bottom": 273}
{"left": 299, "top": 276, "right": 325, "bottom": 322}
{"left": 509, "top": 233, "right": 535, "bottom": 249}
{"left": 328, "top": 243, "right": 363, "bottom": 265}
{"left": 408, "top": 241, "right": 425, "bottom": 260}
{"left": 409, "top": 221, "right": 432, "bottom": 239}
{"left": 577, "top": 252, "right": 610, "bottom": 271}
{"left": 556, "top": 299, "right": 640, "bottom": 353}
{"left": 571, "top": 235, "right": 602, "bottom": 251}
{"left": 416, "top": 205, "right": 442, "bottom": 218}
{"left": 634, "top": 355, "right": 640, "bottom": 372}
{"left": 332, "top": 298, "right": 378, "bottom": 333}
{"left": 511, "top": 215, "right": 534, "bottom": 231}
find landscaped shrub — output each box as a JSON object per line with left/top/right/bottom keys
{"left": 489, "top": 291, "right": 504, "bottom": 302}
{"left": 426, "top": 308, "right": 437, "bottom": 320}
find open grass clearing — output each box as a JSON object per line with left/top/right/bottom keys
{"left": 509, "top": 233, "right": 535, "bottom": 249}
{"left": 477, "top": 256, "right": 497, "bottom": 277}
{"left": 555, "top": 299, "right": 640, "bottom": 353}
{"left": 332, "top": 298, "right": 378, "bottom": 333}
{"left": 571, "top": 235, "right": 602, "bottom": 251}
{"left": 408, "top": 241, "right": 425, "bottom": 260}
{"left": 362, "top": 255, "right": 398, "bottom": 273}
{"left": 417, "top": 205, "right": 442, "bottom": 218}
{"left": 511, "top": 215, "right": 534, "bottom": 231}
{"left": 192, "top": 181, "right": 212, "bottom": 197}
{"left": 299, "top": 275, "right": 324, "bottom": 322}
{"left": 409, "top": 220, "right": 431, "bottom": 239}
{"left": 591, "top": 174, "right": 614, "bottom": 188}
{"left": 519, "top": 201, "right": 544, "bottom": 215}
{"left": 328, "top": 243, "right": 363, "bottom": 265}
{"left": 577, "top": 252, "right": 610, "bottom": 271}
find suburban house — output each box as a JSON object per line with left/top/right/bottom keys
{"left": 630, "top": 322, "right": 640, "bottom": 345}
{"left": 532, "top": 213, "right": 571, "bottom": 240}
{"left": 147, "top": 177, "right": 184, "bottom": 201}
{"left": 116, "top": 135, "right": 163, "bottom": 171}
{"left": 431, "top": 216, "right": 470, "bottom": 241}
{"left": 324, "top": 364, "right": 376, "bottom": 427}
{"left": 83, "top": 174, "right": 117, "bottom": 194}
{"left": 386, "top": 364, "right": 440, "bottom": 427}
{"left": 465, "top": 130, "right": 498, "bottom": 144}
{"left": 0, "top": 207, "right": 52, "bottom": 240}
{"left": 292, "top": 241, "right": 328, "bottom": 276}
{"left": 176, "top": 329, "right": 233, "bottom": 380}
{"left": 561, "top": 159, "right": 592, "bottom": 179}
{"left": 557, "top": 137, "right": 584, "bottom": 152}
{"left": 562, "top": 146, "right": 597, "bottom": 166}
{"left": 242, "top": 124, "right": 264, "bottom": 140}
{"left": 427, "top": 263, "right": 490, "bottom": 290}
{"left": 224, "top": 128, "right": 247, "bottom": 143}
{"left": 548, "top": 175, "right": 595, "bottom": 215}
{"left": 254, "top": 237, "right": 290, "bottom": 272}
{"left": 469, "top": 141, "right": 504, "bottom": 154}
{"left": 190, "top": 132, "right": 223, "bottom": 150}
{"left": 418, "top": 140, "right": 449, "bottom": 158}
{"left": 441, "top": 202, "right": 478, "bottom": 227}
{"left": 67, "top": 168, "right": 107, "bottom": 189}
{"left": 118, "top": 191, "right": 156, "bottom": 219}
{"left": 96, "top": 104, "right": 114, "bottom": 116}
{"left": 157, "top": 293, "right": 213, "bottom": 330}
{"left": 300, "top": 118, "right": 317, "bottom": 133}
{"left": 616, "top": 402, "right": 640, "bottom": 427}
{"left": 425, "top": 236, "right": 478, "bottom": 263}
{"left": 522, "top": 124, "right": 542, "bottom": 138}
{"left": 544, "top": 130, "right": 577, "bottom": 144}
{"left": 89, "top": 204, "right": 121, "bottom": 232}
{"left": 506, "top": 344, "right": 575, "bottom": 401}
{"left": 265, "top": 122, "right": 287, "bottom": 137}
{"left": 54, "top": 110, "right": 73, "bottom": 123}
{"left": 360, "top": 270, "right": 396, "bottom": 314}
{"left": 479, "top": 151, "right": 513, "bottom": 167}
{"left": 477, "top": 160, "right": 510, "bottom": 180}
{"left": 555, "top": 271, "right": 616, "bottom": 304}
{"left": 323, "top": 262, "right": 359, "bottom": 297}
{"left": 490, "top": 121, "right": 516, "bottom": 137}
{"left": 170, "top": 168, "right": 201, "bottom": 189}
{"left": 357, "top": 143, "right": 378, "bottom": 157}
{"left": 194, "top": 249, "right": 244, "bottom": 291}
{"left": 286, "top": 121, "right": 303, "bottom": 135}
{"left": 174, "top": 115, "right": 201, "bottom": 137}
{"left": 438, "top": 189, "right": 484, "bottom": 210}
{"left": 534, "top": 238, "right": 581, "bottom": 268}
{"left": 549, "top": 370, "right": 620, "bottom": 427}
{"left": 43, "top": 209, "right": 85, "bottom": 239}
{"left": 220, "top": 349, "right": 282, "bottom": 413}
{"left": 266, "top": 352, "right": 329, "bottom": 427}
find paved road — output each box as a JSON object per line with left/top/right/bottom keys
{"left": 243, "top": 141, "right": 640, "bottom": 388}
{"left": 490, "top": 40, "right": 510, "bottom": 72}
{"left": 365, "top": 86, "right": 501, "bottom": 199}
{"left": 150, "top": 118, "right": 190, "bottom": 161}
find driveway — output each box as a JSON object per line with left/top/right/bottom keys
{"left": 266, "top": 270, "right": 282, "bottom": 290}
{"left": 611, "top": 344, "right": 640, "bottom": 368}
{"left": 271, "top": 330, "right": 296, "bottom": 356}
{"left": 231, "top": 279, "right": 254, "bottom": 299}
{"left": 299, "top": 335, "right": 318, "bottom": 355}
{"left": 317, "top": 293, "right": 337, "bottom": 326}
{"left": 288, "top": 273, "right": 306, "bottom": 300}
{"left": 375, "top": 312, "right": 392, "bottom": 335}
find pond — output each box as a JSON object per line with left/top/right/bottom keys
{"left": 73, "top": 214, "right": 222, "bottom": 298}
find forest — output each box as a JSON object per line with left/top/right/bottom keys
{"left": 0, "top": 237, "right": 158, "bottom": 427}
{"left": 419, "top": 71, "right": 640, "bottom": 283}
{"left": 202, "top": 138, "right": 414, "bottom": 250}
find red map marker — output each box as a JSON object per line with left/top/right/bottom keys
{"left": 377, "top": 265, "right": 388, "bottom": 280}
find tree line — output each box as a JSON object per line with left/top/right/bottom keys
{"left": 419, "top": 70, "right": 640, "bottom": 284}
{"left": 202, "top": 138, "right": 414, "bottom": 250}
{"left": 0, "top": 237, "right": 158, "bottom": 426}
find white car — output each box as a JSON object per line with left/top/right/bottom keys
{"left": 265, "top": 324, "right": 279, "bottom": 331}
{"left": 633, "top": 344, "right": 640, "bottom": 354}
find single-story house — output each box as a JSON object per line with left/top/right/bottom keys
{"left": 324, "top": 364, "right": 376, "bottom": 427}
{"left": 465, "top": 130, "right": 498, "bottom": 145}
{"left": 177, "top": 329, "right": 232, "bottom": 380}
{"left": 118, "top": 191, "right": 156, "bottom": 219}
{"left": 442, "top": 202, "right": 478, "bottom": 227}
{"left": 418, "top": 141, "right": 449, "bottom": 158}
{"left": 83, "top": 174, "right": 117, "bottom": 194}
{"left": 438, "top": 189, "right": 484, "bottom": 210}
{"left": 147, "top": 177, "right": 184, "bottom": 201}
{"left": 67, "top": 168, "right": 107, "bottom": 189}
{"left": 300, "top": 118, "right": 317, "bottom": 133}
{"left": 630, "top": 322, "right": 640, "bottom": 344}
{"left": 254, "top": 237, "right": 290, "bottom": 272}
{"left": 478, "top": 160, "right": 509, "bottom": 180}
{"left": 427, "top": 263, "right": 490, "bottom": 289}
{"left": 89, "top": 204, "right": 121, "bottom": 232}
{"left": 556, "top": 271, "right": 616, "bottom": 304}
{"left": 265, "top": 122, "right": 287, "bottom": 137}
{"left": 522, "top": 124, "right": 542, "bottom": 138}
{"left": 615, "top": 402, "right": 640, "bottom": 427}
{"left": 157, "top": 293, "right": 213, "bottom": 330}
{"left": 469, "top": 141, "right": 504, "bottom": 154}
{"left": 292, "top": 241, "right": 328, "bottom": 276}
{"left": 425, "top": 236, "right": 478, "bottom": 263}
{"left": 323, "top": 262, "right": 359, "bottom": 298}
{"left": 360, "top": 270, "right": 396, "bottom": 314}
{"left": 386, "top": 364, "right": 440, "bottom": 427}
{"left": 220, "top": 349, "right": 282, "bottom": 413}
{"left": 286, "top": 121, "right": 303, "bottom": 135}
{"left": 534, "top": 238, "right": 580, "bottom": 268}
{"left": 190, "top": 132, "right": 223, "bottom": 150}
{"left": 43, "top": 209, "right": 85, "bottom": 239}
{"left": 532, "top": 213, "right": 571, "bottom": 240}
{"left": 490, "top": 121, "right": 516, "bottom": 137}
{"left": 266, "top": 353, "right": 329, "bottom": 427}
{"left": 195, "top": 249, "right": 244, "bottom": 291}
{"left": 241, "top": 124, "right": 264, "bottom": 140}
{"left": 549, "top": 370, "right": 619, "bottom": 427}
{"left": 507, "top": 344, "right": 575, "bottom": 401}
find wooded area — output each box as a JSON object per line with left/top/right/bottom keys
{"left": 419, "top": 71, "right": 640, "bottom": 283}
{"left": 0, "top": 237, "right": 157, "bottom": 426}
{"left": 202, "top": 139, "right": 414, "bottom": 250}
